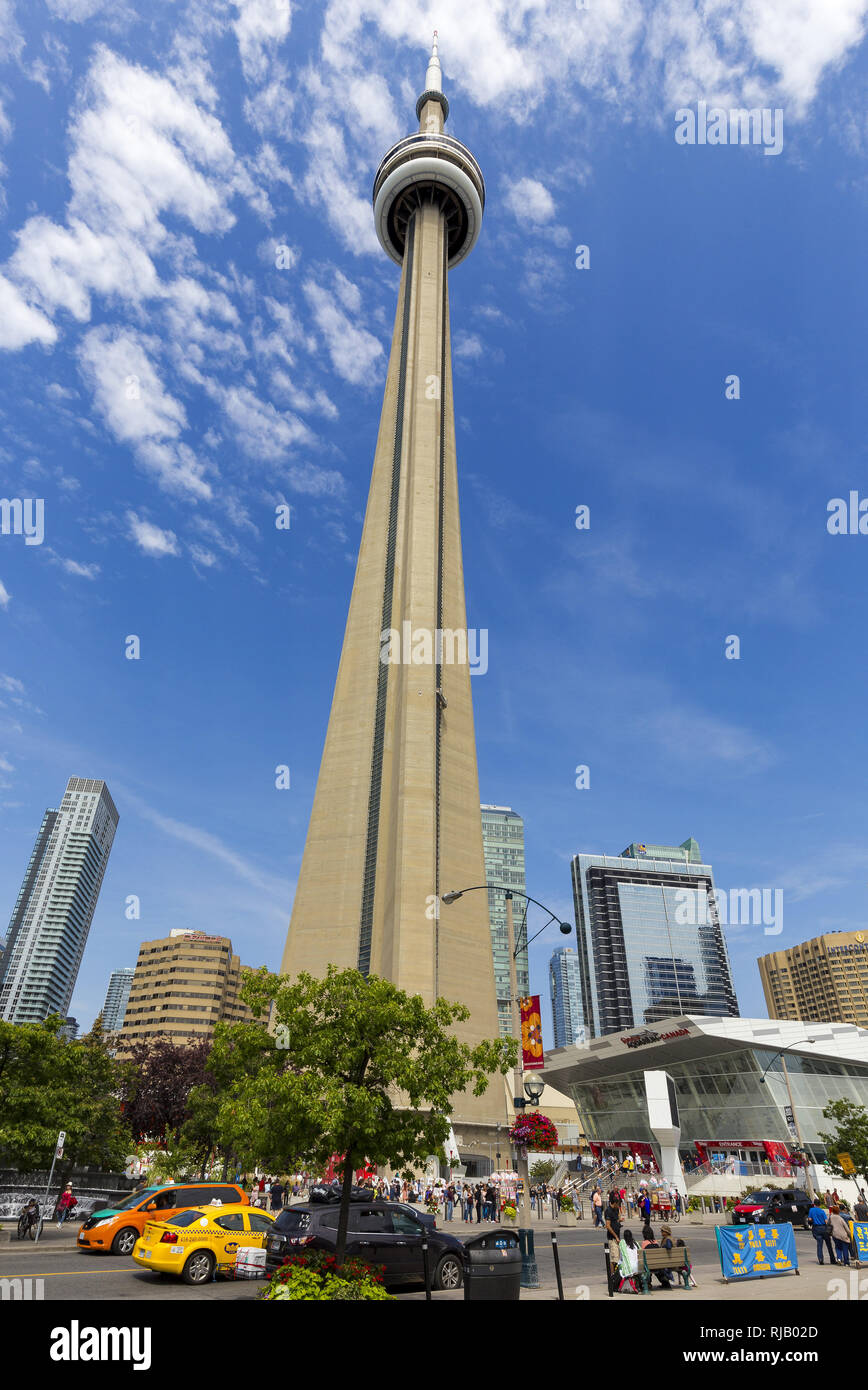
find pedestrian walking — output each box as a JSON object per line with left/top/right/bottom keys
{"left": 270, "top": 1179, "right": 284, "bottom": 1212}
{"left": 829, "top": 1206, "right": 852, "bottom": 1266}
{"left": 604, "top": 1193, "right": 622, "bottom": 1294}
{"left": 808, "top": 1200, "right": 837, "bottom": 1265}
{"left": 592, "top": 1187, "right": 603, "bottom": 1227}
{"left": 55, "top": 1184, "right": 78, "bottom": 1227}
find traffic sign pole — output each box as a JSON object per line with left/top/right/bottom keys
{"left": 35, "top": 1130, "right": 65, "bottom": 1244}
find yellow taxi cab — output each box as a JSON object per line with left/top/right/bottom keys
{"left": 77, "top": 1181, "right": 248, "bottom": 1256}
{"left": 132, "top": 1204, "right": 275, "bottom": 1284}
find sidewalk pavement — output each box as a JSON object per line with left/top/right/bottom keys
{"left": 0, "top": 1218, "right": 80, "bottom": 1245}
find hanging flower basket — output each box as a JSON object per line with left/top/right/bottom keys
{"left": 508, "top": 1112, "right": 559, "bottom": 1153}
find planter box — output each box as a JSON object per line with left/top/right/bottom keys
{"left": 558, "top": 1210, "right": 575, "bottom": 1227}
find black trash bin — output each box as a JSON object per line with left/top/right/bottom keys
{"left": 462, "top": 1230, "right": 522, "bottom": 1300}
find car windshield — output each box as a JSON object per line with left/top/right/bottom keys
{"left": 113, "top": 1188, "right": 161, "bottom": 1212}
{"left": 165, "top": 1210, "right": 209, "bottom": 1228}
{"left": 274, "top": 1209, "right": 310, "bottom": 1233}
{"left": 746, "top": 1192, "right": 776, "bottom": 1203}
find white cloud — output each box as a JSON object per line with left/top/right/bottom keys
{"left": 217, "top": 383, "right": 313, "bottom": 461}
{"left": 0, "top": 580, "right": 10, "bottom": 609}
{"left": 78, "top": 327, "right": 186, "bottom": 442}
{"left": 303, "top": 278, "right": 383, "bottom": 386}
{"left": 8, "top": 217, "right": 159, "bottom": 322}
{"left": 44, "top": 0, "right": 111, "bottom": 17}
{"left": 232, "top": 0, "right": 292, "bottom": 84}
{"left": 126, "top": 511, "right": 181, "bottom": 557}
{"left": 504, "top": 176, "right": 556, "bottom": 224}
{"left": 0, "top": 274, "right": 57, "bottom": 350}
{"left": 46, "top": 549, "right": 100, "bottom": 578}
{"left": 454, "top": 332, "right": 485, "bottom": 360}
{"left": 0, "top": 675, "right": 25, "bottom": 695}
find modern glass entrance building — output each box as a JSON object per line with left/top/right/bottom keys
{"left": 541, "top": 1015, "right": 868, "bottom": 1163}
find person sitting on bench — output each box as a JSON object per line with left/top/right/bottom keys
{"left": 641, "top": 1223, "right": 673, "bottom": 1288}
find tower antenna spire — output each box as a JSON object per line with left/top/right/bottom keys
{"left": 425, "top": 30, "right": 442, "bottom": 93}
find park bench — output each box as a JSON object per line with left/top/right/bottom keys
{"left": 639, "top": 1244, "right": 692, "bottom": 1292}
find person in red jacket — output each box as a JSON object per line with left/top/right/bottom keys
{"left": 55, "top": 1185, "right": 78, "bottom": 1227}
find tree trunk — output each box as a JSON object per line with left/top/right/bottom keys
{"left": 335, "top": 1150, "right": 355, "bottom": 1266}
{"left": 199, "top": 1148, "right": 211, "bottom": 1182}
{"left": 220, "top": 1150, "right": 229, "bottom": 1182}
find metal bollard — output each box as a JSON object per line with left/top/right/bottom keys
{"left": 551, "top": 1231, "right": 565, "bottom": 1301}
{"left": 422, "top": 1236, "right": 431, "bottom": 1301}
{"left": 604, "top": 1244, "right": 613, "bottom": 1297}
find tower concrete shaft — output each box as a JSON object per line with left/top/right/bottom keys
{"left": 281, "top": 46, "right": 502, "bottom": 1124}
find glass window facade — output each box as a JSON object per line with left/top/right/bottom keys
{"left": 571, "top": 844, "right": 739, "bottom": 1037}
{"left": 565, "top": 1046, "right": 868, "bottom": 1156}
{"left": 480, "top": 805, "right": 528, "bottom": 1038}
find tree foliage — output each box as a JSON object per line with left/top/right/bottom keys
{"left": 0, "top": 1015, "right": 130, "bottom": 1173}
{"left": 818, "top": 1099, "right": 868, "bottom": 1186}
{"left": 530, "top": 1158, "right": 556, "bottom": 1184}
{"left": 206, "top": 965, "right": 517, "bottom": 1259}
{"left": 117, "top": 1038, "right": 211, "bottom": 1143}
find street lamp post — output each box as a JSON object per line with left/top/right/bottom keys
{"left": 442, "top": 882, "right": 573, "bottom": 1287}
{"left": 759, "top": 1039, "right": 817, "bottom": 1201}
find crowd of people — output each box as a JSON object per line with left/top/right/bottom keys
{"left": 807, "top": 1191, "right": 868, "bottom": 1266}
{"left": 602, "top": 1187, "right": 695, "bottom": 1293}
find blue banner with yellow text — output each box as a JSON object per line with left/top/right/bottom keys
{"left": 715, "top": 1223, "right": 798, "bottom": 1280}
{"left": 851, "top": 1222, "right": 868, "bottom": 1261}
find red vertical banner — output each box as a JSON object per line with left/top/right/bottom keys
{"left": 519, "top": 995, "right": 544, "bottom": 1071}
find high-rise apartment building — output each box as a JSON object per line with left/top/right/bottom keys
{"left": 0, "top": 777, "right": 118, "bottom": 1024}
{"left": 100, "top": 966, "right": 135, "bottom": 1033}
{"left": 480, "top": 805, "right": 529, "bottom": 1036}
{"left": 116, "top": 932, "right": 254, "bottom": 1055}
{"left": 759, "top": 932, "right": 868, "bottom": 1028}
{"left": 549, "top": 946, "right": 584, "bottom": 1048}
{"left": 571, "top": 837, "right": 739, "bottom": 1038}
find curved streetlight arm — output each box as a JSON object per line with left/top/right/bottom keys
{"left": 441, "top": 884, "right": 573, "bottom": 957}
{"left": 758, "top": 1039, "right": 817, "bottom": 1084}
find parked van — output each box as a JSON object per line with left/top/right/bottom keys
{"left": 77, "top": 1183, "right": 248, "bottom": 1256}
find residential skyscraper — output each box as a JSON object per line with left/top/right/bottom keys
{"left": 100, "top": 966, "right": 135, "bottom": 1033}
{"left": 0, "top": 777, "right": 118, "bottom": 1025}
{"left": 759, "top": 932, "right": 868, "bottom": 1028}
{"left": 480, "top": 805, "right": 528, "bottom": 1036}
{"left": 570, "top": 837, "right": 739, "bottom": 1038}
{"left": 116, "top": 932, "right": 254, "bottom": 1055}
{"left": 280, "top": 43, "right": 501, "bottom": 1136}
{"left": 549, "top": 946, "right": 584, "bottom": 1048}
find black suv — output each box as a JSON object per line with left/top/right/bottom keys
{"left": 264, "top": 1200, "right": 463, "bottom": 1289}
{"left": 731, "top": 1189, "right": 812, "bottom": 1228}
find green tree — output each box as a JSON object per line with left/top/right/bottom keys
{"left": 212, "top": 966, "right": 516, "bottom": 1261}
{"left": 0, "top": 1016, "right": 130, "bottom": 1180}
{"left": 818, "top": 1099, "right": 868, "bottom": 1187}
{"left": 530, "top": 1158, "right": 556, "bottom": 1184}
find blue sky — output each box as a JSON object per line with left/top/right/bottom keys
{"left": 0, "top": 0, "right": 866, "bottom": 1044}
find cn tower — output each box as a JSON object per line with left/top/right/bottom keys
{"left": 281, "top": 40, "right": 503, "bottom": 1134}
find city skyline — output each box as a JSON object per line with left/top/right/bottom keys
{"left": 0, "top": 10, "right": 866, "bottom": 1044}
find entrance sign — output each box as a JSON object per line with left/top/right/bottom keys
{"left": 838, "top": 1152, "right": 856, "bottom": 1175}
{"left": 716, "top": 1223, "right": 799, "bottom": 1281}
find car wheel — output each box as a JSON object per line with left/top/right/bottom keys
{"left": 435, "top": 1254, "right": 462, "bottom": 1291}
{"left": 182, "top": 1250, "right": 215, "bottom": 1285}
{"left": 111, "top": 1227, "right": 139, "bottom": 1257}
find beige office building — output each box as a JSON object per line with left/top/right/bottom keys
{"left": 280, "top": 44, "right": 504, "bottom": 1146}
{"left": 117, "top": 931, "right": 254, "bottom": 1054}
{"left": 758, "top": 931, "right": 868, "bottom": 1028}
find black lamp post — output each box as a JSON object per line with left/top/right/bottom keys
{"left": 758, "top": 1038, "right": 817, "bottom": 1200}
{"left": 442, "top": 883, "right": 573, "bottom": 1287}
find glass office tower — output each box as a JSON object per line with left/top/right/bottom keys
{"left": 549, "top": 946, "right": 584, "bottom": 1047}
{"left": 480, "top": 805, "right": 529, "bottom": 1037}
{"left": 570, "top": 837, "right": 739, "bottom": 1038}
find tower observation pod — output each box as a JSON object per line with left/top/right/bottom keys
{"left": 373, "top": 35, "right": 485, "bottom": 268}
